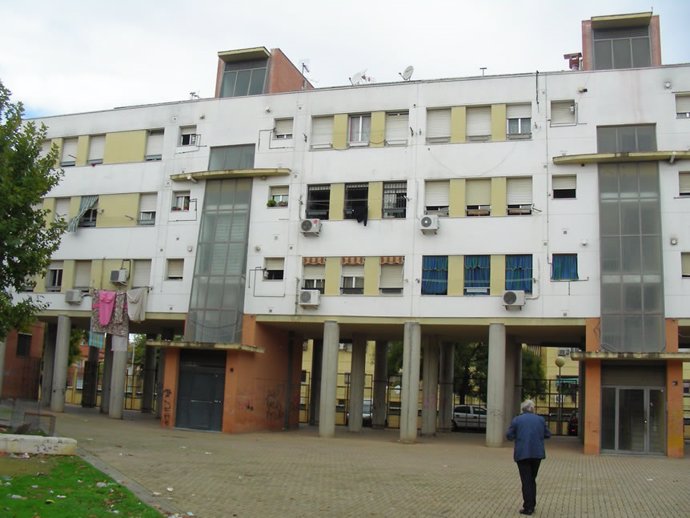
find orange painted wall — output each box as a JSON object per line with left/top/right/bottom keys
{"left": 583, "top": 318, "right": 601, "bottom": 454}
{"left": 161, "top": 348, "right": 180, "bottom": 429}
{"left": 581, "top": 20, "right": 593, "bottom": 71}
{"left": 2, "top": 322, "right": 45, "bottom": 399}
{"left": 267, "top": 49, "right": 313, "bottom": 93}
{"left": 665, "top": 319, "right": 683, "bottom": 457}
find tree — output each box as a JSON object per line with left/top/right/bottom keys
{"left": 0, "top": 81, "right": 65, "bottom": 340}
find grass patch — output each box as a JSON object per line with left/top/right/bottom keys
{"left": 0, "top": 454, "right": 162, "bottom": 517}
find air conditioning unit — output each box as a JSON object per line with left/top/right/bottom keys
{"left": 503, "top": 290, "right": 526, "bottom": 308}
{"left": 65, "top": 289, "right": 83, "bottom": 304}
{"left": 300, "top": 218, "right": 321, "bottom": 235}
{"left": 110, "top": 269, "right": 129, "bottom": 284}
{"left": 299, "top": 289, "right": 320, "bottom": 307}
{"left": 419, "top": 214, "right": 439, "bottom": 233}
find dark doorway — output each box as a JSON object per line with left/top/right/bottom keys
{"left": 176, "top": 350, "right": 226, "bottom": 431}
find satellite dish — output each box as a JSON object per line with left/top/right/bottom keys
{"left": 349, "top": 69, "right": 368, "bottom": 85}
{"left": 400, "top": 66, "right": 414, "bottom": 81}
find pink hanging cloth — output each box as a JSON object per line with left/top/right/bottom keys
{"left": 97, "top": 290, "right": 117, "bottom": 326}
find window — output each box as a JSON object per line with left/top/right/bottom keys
{"left": 553, "top": 176, "right": 577, "bottom": 199}
{"left": 273, "top": 119, "right": 293, "bottom": 140}
{"left": 506, "top": 255, "right": 533, "bottom": 293}
{"left": 380, "top": 263, "right": 403, "bottom": 294}
{"left": 220, "top": 59, "right": 267, "bottom": 98}
{"left": 138, "top": 193, "right": 157, "bottom": 225}
{"left": 172, "top": 191, "right": 190, "bottom": 212}
{"left": 145, "top": 129, "right": 164, "bottom": 161}
{"left": 506, "top": 104, "right": 531, "bottom": 138}
{"left": 269, "top": 186, "right": 289, "bottom": 207}
{"left": 87, "top": 135, "right": 105, "bottom": 165}
{"left": 425, "top": 180, "right": 449, "bottom": 216}
{"left": 593, "top": 26, "right": 651, "bottom": 70}
{"left": 682, "top": 253, "right": 690, "bottom": 278}
{"left": 597, "top": 125, "right": 656, "bottom": 153}
{"left": 385, "top": 112, "right": 409, "bottom": 145}
{"left": 67, "top": 195, "right": 98, "bottom": 232}
{"left": 79, "top": 207, "right": 98, "bottom": 227}
{"left": 551, "top": 100, "right": 577, "bottom": 125}
{"left": 422, "top": 256, "right": 448, "bottom": 295}
{"left": 54, "top": 197, "right": 70, "bottom": 222}
{"left": 303, "top": 265, "right": 325, "bottom": 293}
{"left": 74, "top": 260, "right": 91, "bottom": 289}
{"left": 60, "top": 137, "right": 77, "bottom": 166}
{"left": 306, "top": 184, "right": 330, "bottom": 219}
{"left": 179, "top": 126, "right": 199, "bottom": 146}
{"left": 264, "top": 258, "right": 285, "bottom": 280}
{"left": 209, "top": 144, "right": 255, "bottom": 170}
{"left": 426, "top": 108, "right": 451, "bottom": 143}
{"left": 16, "top": 333, "right": 31, "bottom": 357}
{"left": 507, "top": 177, "right": 532, "bottom": 215}
{"left": 132, "top": 259, "right": 152, "bottom": 288}
{"left": 311, "top": 116, "right": 333, "bottom": 149}
{"left": 383, "top": 181, "right": 407, "bottom": 219}
{"left": 466, "top": 106, "right": 491, "bottom": 141}
{"left": 344, "top": 183, "right": 368, "bottom": 222}
{"left": 466, "top": 179, "right": 491, "bottom": 216}
{"left": 349, "top": 114, "right": 371, "bottom": 146}
{"left": 677, "top": 94, "right": 690, "bottom": 119}
{"left": 341, "top": 265, "right": 364, "bottom": 294}
{"left": 552, "top": 254, "right": 579, "bottom": 281}
{"left": 166, "top": 259, "right": 184, "bottom": 280}
{"left": 47, "top": 261, "right": 63, "bottom": 292}
{"left": 464, "top": 255, "right": 489, "bottom": 295}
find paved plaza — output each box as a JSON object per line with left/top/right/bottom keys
{"left": 47, "top": 406, "right": 690, "bottom": 518}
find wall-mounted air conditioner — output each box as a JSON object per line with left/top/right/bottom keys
{"left": 299, "top": 289, "right": 320, "bottom": 307}
{"left": 419, "top": 214, "right": 439, "bottom": 233}
{"left": 110, "top": 269, "right": 129, "bottom": 284}
{"left": 300, "top": 219, "right": 321, "bottom": 235}
{"left": 503, "top": 290, "right": 525, "bottom": 309}
{"left": 65, "top": 289, "right": 83, "bottom": 304}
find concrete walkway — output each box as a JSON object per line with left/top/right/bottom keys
{"left": 52, "top": 405, "right": 690, "bottom": 518}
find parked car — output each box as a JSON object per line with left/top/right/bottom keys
{"left": 567, "top": 413, "right": 579, "bottom": 436}
{"left": 346, "top": 400, "right": 373, "bottom": 427}
{"left": 452, "top": 405, "right": 487, "bottom": 430}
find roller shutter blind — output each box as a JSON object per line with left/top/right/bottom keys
{"left": 380, "top": 264, "right": 403, "bottom": 288}
{"left": 133, "top": 260, "right": 151, "bottom": 287}
{"left": 466, "top": 107, "right": 491, "bottom": 138}
{"left": 88, "top": 135, "right": 105, "bottom": 163}
{"left": 466, "top": 179, "right": 491, "bottom": 205}
{"left": 425, "top": 180, "right": 450, "bottom": 208}
{"left": 74, "top": 261, "right": 91, "bottom": 288}
{"left": 507, "top": 177, "right": 533, "bottom": 205}
{"left": 386, "top": 112, "right": 408, "bottom": 143}
{"left": 311, "top": 116, "right": 333, "bottom": 147}
{"left": 426, "top": 109, "right": 451, "bottom": 141}
{"left": 679, "top": 172, "right": 690, "bottom": 196}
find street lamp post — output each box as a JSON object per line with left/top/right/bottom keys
{"left": 555, "top": 356, "right": 566, "bottom": 435}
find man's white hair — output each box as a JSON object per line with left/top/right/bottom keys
{"left": 521, "top": 399, "right": 536, "bottom": 413}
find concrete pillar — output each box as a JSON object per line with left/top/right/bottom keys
{"left": 141, "top": 344, "right": 157, "bottom": 413}
{"left": 400, "top": 321, "right": 421, "bottom": 443}
{"left": 109, "top": 335, "right": 128, "bottom": 419}
{"left": 309, "top": 339, "right": 323, "bottom": 426}
{"left": 421, "top": 337, "right": 440, "bottom": 436}
{"left": 348, "top": 335, "right": 366, "bottom": 432}
{"left": 0, "top": 339, "right": 6, "bottom": 399}
{"left": 372, "top": 341, "right": 388, "bottom": 429}
{"left": 100, "top": 338, "right": 113, "bottom": 414}
{"left": 50, "top": 316, "right": 71, "bottom": 413}
{"left": 81, "top": 345, "right": 100, "bottom": 408}
{"left": 486, "top": 323, "right": 506, "bottom": 447}
{"left": 504, "top": 341, "right": 521, "bottom": 430}
{"left": 318, "top": 321, "right": 339, "bottom": 438}
{"left": 438, "top": 343, "right": 455, "bottom": 432}
{"left": 41, "top": 324, "right": 56, "bottom": 407}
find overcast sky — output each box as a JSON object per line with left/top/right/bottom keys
{"left": 1, "top": 0, "right": 688, "bottom": 118}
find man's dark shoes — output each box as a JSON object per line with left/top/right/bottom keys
{"left": 519, "top": 509, "right": 534, "bottom": 515}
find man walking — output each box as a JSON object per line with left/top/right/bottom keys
{"left": 506, "top": 399, "right": 551, "bottom": 515}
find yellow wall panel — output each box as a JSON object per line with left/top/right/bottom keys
{"left": 450, "top": 106, "right": 467, "bottom": 143}
{"left": 363, "top": 257, "right": 380, "bottom": 296}
{"left": 490, "top": 255, "right": 506, "bottom": 296}
{"left": 76, "top": 136, "right": 89, "bottom": 166}
{"left": 449, "top": 178, "right": 466, "bottom": 218}
{"left": 68, "top": 197, "right": 81, "bottom": 221}
{"left": 102, "top": 259, "right": 133, "bottom": 289}
{"left": 447, "top": 256, "right": 464, "bottom": 296}
{"left": 62, "top": 260, "right": 76, "bottom": 290}
{"left": 97, "top": 194, "right": 139, "bottom": 228}
{"left": 491, "top": 177, "right": 507, "bottom": 217}
{"left": 103, "top": 130, "right": 147, "bottom": 164}
{"left": 51, "top": 138, "right": 63, "bottom": 168}
{"left": 332, "top": 114, "right": 348, "bottom": 150}
{"left": 329, "top": 183, "right": 345, "bottom": 221}
{"left": 368, "top": 181, "right": 383, "bottom": 220}
{"left": 42, "top": 198, "right": 56, "bottom": 226}
{"left": 90, "top": 259, "right": 105, "bottom": 290}
{"left": 370, "top": 111, "right": 386, "bottom": 148}
{"left": 491, "top": 104, "right": 507, "bottom": 141}
{"left": 324, "top": 257, "right": 341, "bottom": 296}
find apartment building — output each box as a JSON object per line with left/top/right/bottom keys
{"left": 4, "top": 12, "right": 690, "bottom": 456}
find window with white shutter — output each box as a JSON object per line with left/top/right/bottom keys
{"left": 47, "top": 261, "right": 63, "bottom": 291}
{"left": 682, "top": 253, "right": 690, "bottom": 278}
{"left": 341, "top": 265, "right": 364, "bottom": 294}
{"left": 551, "top": 100, "right": 577, "bottom": 125}
{"left": 677, "top": 95, "right": 690, "bottom": 119}
{"left": 179, "top": 126, "right": 199, "bottom": 146}
{"left": 303, "top": 265, "right": 325, "bottom": 292}
{"left": 385, "top": 112, "right": 409, "bottom": 145}
{"left": 506, "top": 104, "right": 531, "bottom": 138}
{"left": 88, "top": 135, "right": 105, "bottom": 164}
{"left": 264, "top": 257, "right": 285, "bottom": 280}
{"left": 166, "top": 259, "right": 184, "bottom": 280}
{"left": 466, "top": 107, "right": 491, "bottom": 140}
{"left": 145, "top": 129, "right": 164, "bottom": 161}
{"left": 425, "top": 180, "right": 450, "bottom": 215}
{"left": 426, "top": 109, "right": 451, "bottom": 143}
{"left": 61, "top": 138, "right": 78, "bottom": 166}
{"left": 380, "top": 264, "right": 403, "bottom": 294}
{"left": 553, "top": 175, "right": 577, "bottom": 199}
{"left": 132, "top": 260, "right": 151, "bottom": 288}
{"left": 269, "top": 185, "right": 289, "bottom": 206}
{"left": 507, "top": 177, "right": 533, "bottom": 215}
{"left": 139, "top": 193, "right": 157, "bottom": 225}
{"left": 273, "top": 119, "right": 293, "bottom": 140}
{"left": 311, "top": 116, "right": 333, "bottom": 148}
{"left": 54, "top": 197, "right": 70, "bottom": 222}
{"left": 679, "top": 172, "right": 690, "bottom": 197}
{"left": 466, "top": 179, "right": 491, "bottom": 215}
{"left": 74, "top": 261, "right": 91, "bottom": 289}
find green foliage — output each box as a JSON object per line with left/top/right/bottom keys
{"left": 0, "top": 81, "right": 66, "bottom": 340}
{"left": 68, "top": 329, "right": 85, "bottom": 367}
{"left": 0, "top": 455, "right": 161, "bottom": 517}
{"left": 386, "top": 340, "right": 402, "bottom": 378}
{"left": 521, "top": 348, "right": 547, "bottom": 399}
{"left": 131, "top": 334, "right": 148, "bottom": 372}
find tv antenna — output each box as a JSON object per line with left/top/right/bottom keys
{"left": 399, "top": 65, "right": 414, "bottom": 81}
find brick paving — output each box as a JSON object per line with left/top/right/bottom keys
{"left": 51, "top": 406, "right": 690, "bottom": 518}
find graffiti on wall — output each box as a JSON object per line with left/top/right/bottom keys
{"left": 162, "top": 388, "right": 173, "bottom": 427}
{"left": 265, "top": 386, "right": 284, "bottom": 422}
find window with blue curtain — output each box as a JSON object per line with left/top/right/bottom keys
{"left": 505, "top": 255, "right": 533, "bottom": 293}
{"left": 552, "top": 254, "right": 578, "bottom": 281}
{"left": 422, "top": 256, "right": 448, "bottom": 295}
{"left": 464, "top": 255, "right": 490, "bottom": 295}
